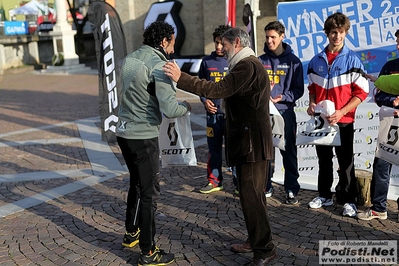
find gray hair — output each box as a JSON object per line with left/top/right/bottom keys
{"left": 221, "top": 28, "right": 251, "bottom": 47}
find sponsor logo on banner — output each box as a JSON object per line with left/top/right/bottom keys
{"left": 297, "top": 144, "right": 315, "bottom": 149}
{"left": 88, "top": 1, "right": 127, "bottom": 142}
{"left": 365, "top": 136, "right": 377, "bottom": 145}
{"left": 300, "top": 156, "right": 318, "bottom": 161}
{"left": 144, "top": 1, "right": 203, "bottom": 76}
{"left": 101, "top": 13, "right": 119, "bottom": 135}
{"left": 298, "top": 166, "right": 315, "bottom": 172}
{"left": 295, "top": 99, "right": 311, "bottom": 113}
{"left": 391, "top": 173, "right": 399, "bottom": 178}
{"left": 367, "top": 111, "right": 379, "bottom": 120}
{"left": 367, "top": 125, "right": 379, "bottom": 130}
{"left": 144, "top": 1, "right": 185, "bottom": 56}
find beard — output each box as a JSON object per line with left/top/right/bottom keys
{"left": 225, "top": 50, "right": 235, "bottom": 61}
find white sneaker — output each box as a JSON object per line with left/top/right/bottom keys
{"left": 308, "top": 196, "right": 333, "bottom": 209}
{"left": 342, "top": 203, "right": 357, "bottom": 217}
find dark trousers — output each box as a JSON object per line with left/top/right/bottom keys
{"left": 370, "top": 157, "right": 392, "bottom": 212}
{"left": 266, "top": 109, "right": 300, "bottom": 194}
{"left": 206, "top": 113, "right": 225, "bottom": 186}
{"left": 117, "top": 137, "right": 160, "bottom": 254}
{"left": 315, "top": 123, "right": 357, "bottom": 203}
{"left": 236, "top": 160, "right": 275, "bottom": 259}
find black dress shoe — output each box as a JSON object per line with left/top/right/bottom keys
{"left": 246, "top": 252, "right": 276, "bottom": 266}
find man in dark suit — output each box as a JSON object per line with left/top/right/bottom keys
{"left": 164, "top": 27, "right": 276, "bottom": 266}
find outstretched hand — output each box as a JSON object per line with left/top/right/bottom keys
{"left": 163, "top": 60, "right": 181, "bottom": 82}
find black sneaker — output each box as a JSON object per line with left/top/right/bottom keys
{"left": 199, "top": 183, "right": 223, "bottom": 194}
{"left": 285, "top": 190, "right": 298, "bottom": 205}
{"left": 122, "top": 229, "right": 140, "bottom": 248}
{"left": 138, "top": 246, "right": 175, "bottom": 266}
{"left": 264, "top": 187, "right": 273, "bottom": 198}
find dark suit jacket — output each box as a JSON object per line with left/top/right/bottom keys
{"left": 176, "top": 55, "right": 273, "bottom": 166}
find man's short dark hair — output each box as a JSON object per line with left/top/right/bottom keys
{"left": 264, "top": 21, "right": 285, "bottom": 35}
{"left": 143, "top": 21, "right": 174, "bottom": 47}
{"left": 395, "top": 29, "right": 399, "bottom": 37}
{"left": 212, "top": 25, "right": 231, "bottom": 41}
{"left": 324, "top": 12, "right": 350, "bottom": 35}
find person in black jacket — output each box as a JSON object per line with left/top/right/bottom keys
{"left": 357, "top": 29, "right": 399, "bottom": 220}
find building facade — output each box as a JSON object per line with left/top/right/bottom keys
{"left": 113, "top": 0, "right": 284, "bottom": 57}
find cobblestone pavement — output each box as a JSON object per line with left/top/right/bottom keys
{"left": 0, "top": 67, "right": 398, "bottom": 266}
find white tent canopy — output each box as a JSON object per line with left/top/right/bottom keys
{"left": 9, "top": 0, "right": 54, "bottom": 18}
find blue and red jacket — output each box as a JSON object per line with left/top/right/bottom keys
{"left": 258, "top": 42, "right": 304, "bottom": 111}
{"left": 307, "top": 44, "right": 369, "bottom": 123}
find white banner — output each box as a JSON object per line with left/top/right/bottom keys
{"left": 375, "top": 106, "right": 399, "bottom": 166}
{"left": 274, "top": 0, "right": 399, "bottom": 200}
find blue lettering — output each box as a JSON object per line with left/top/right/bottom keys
{"left": 382, "top": 17, "right": 391, "bottom": 29}
{"left": 309, "top": 10, "right": 325, "bottom": 33}
{"left": 312, "top": 33, "right": 326, "bottom": 55}
{"left": 284, "top": 15, "right": 301, "bottom": 37}
{"left": 327, "top": 5, "right": 341, "bottom": 15}
{"left": 346, "top": 25, "right": 359, "bottom": 48}
{"left": 341, "top": 2, "right": 356, "bottom": 23}
{"left": 356, "top": 0, "right": 373, "bottom": 23}
{"left": 296, "top": 36, "right": 310, "bottom": 58}
{"left": 359, "top": 20, "right": 373, "bottom": 45}
{"left": 385, "top": 30, "right": 395, "bottom": 42}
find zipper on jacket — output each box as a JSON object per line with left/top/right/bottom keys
{"left": 325, "top": 54, "right": 330, "bottom": 100}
